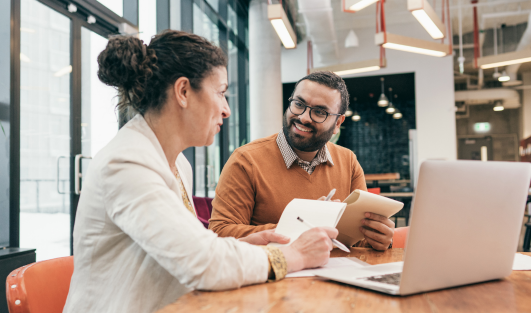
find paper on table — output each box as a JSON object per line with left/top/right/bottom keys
{"left": 286, "top": 257, "right": 369, "bottom": 278}
{"left": 269, "top": 199, "right": 347, "bottom": 248}
{"left": 513, "top": 253, "right": 531, "bottom": 270}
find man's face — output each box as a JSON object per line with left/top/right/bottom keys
{"left": 283, "top": 80, "right": 345, "bottom": 152}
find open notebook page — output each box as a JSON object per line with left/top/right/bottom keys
{"left": 269, "top": 199, "right": 347, "bottom": 247}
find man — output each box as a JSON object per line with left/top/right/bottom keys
{"left": 209, "top": 71, "right": 394, "bottom": 250}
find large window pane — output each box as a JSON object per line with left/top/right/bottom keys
{"left": 81, "top": 27, "right": 119, "bottom": 160}
{"left": 193, "top": 2, "right": 219, "bottom": 46}
{"left": 97, "top": 0, "right": 124, "bottom": 17}
{"left": 20, "top": 0, "right": 71, "bottom": 261}
{"left": 228, "top": 4, "right": 237, "bottom": 36}
{"left": 228, "top": 39, "right": 239, "bottom": 153}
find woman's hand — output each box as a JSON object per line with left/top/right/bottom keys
{"left": 278, "top": 227, "right": 338, "bottom": 273}
{"left": 238, "top": 229, "right": 291, "bottom": 245}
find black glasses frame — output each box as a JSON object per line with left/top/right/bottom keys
{"left": 288, "top": 98, "right": 343, "bottom": 123}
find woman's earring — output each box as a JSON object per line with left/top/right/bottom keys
{"left": 181, "top": 101, "right": 186, "bottom": 106}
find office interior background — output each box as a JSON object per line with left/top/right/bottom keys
{"left": 1, "top": 0, "right": 531, "bottom": 297}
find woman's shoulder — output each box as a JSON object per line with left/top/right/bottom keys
{"left": 95, "top": 115, "right": 165, "bottom": 165}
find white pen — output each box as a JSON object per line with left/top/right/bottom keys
{"left": 324, "top": 188, "right": 336, "bottom": 201}
{"left": 296, "top": 216, "right": 350, "bottom": 253}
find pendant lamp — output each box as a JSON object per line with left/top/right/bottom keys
{"left": 377, "top": 77, "right": 389, "bottom": 107}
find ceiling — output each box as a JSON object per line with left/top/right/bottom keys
{"left": 327, "top": 0, "right": 531, "bottom": 34}
{"left": 295, "top": 0, "right": 531, "bottom": 85}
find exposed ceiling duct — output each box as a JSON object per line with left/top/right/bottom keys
{"left": 297, "top": 0, "right": 338, "bottom": 64}
{"left": 455, "top": 88, "right": 520, "bottom": 108}
{"left": 503, "top": 13, "right": 531, "bottom": 86}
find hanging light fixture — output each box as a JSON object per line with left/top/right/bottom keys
{"left": 493, "top": 100, "right": 505, "bottom": 112}
{"left": 478, "top": 49, "right": 531, "bottom": 69}
{"left": 375, "top": 32, "right": 450, "bottom": 57}
{"left": 498, "top": 70, "right": 510, "bottom": 82}
{"left": 345, "top": 30, "right": 359, "bottom": 48}
{"left": 345, "top": 107, "right": 353, "bottom": 117}
{"left": 377, "top": 77, "right": 389, "bottom": 107}
{"left": 312, "top": 59, "right": 386, "bottom": 77}
{"left": 386, "top": 88, "right": 396, "bottom": 114}
{"left": 393, "top": 110, "right": 403, "bottom": 119}
{"left": 268, "top": 3, "right": 297, "bottom": 49}
{"left": 408, "top": 0, "right": 446, "bottom": 39}
{"left": 386, "top": 103, "right": 396, "bottom": 114}
{"left": 352, "top": 112, "right": 361, "bottom": 121}
{"left": 343, "top": 0, "right": 379, "bottom": 13}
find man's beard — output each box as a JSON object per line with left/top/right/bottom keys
{"left": 282, "top": 113, "right": 336, "bottom": 152}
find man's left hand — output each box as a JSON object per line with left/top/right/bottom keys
{"left": 359, "top": 213, "right": 395, "bottom": 251}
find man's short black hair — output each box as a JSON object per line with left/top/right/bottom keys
{"left": 291, "top": 71, "right": 349, "bottom": 115}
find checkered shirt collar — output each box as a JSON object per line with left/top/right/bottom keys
{"left": 276, "top": 130, "right": 334, "bottom": 173}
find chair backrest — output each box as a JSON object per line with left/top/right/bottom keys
{"left": 367, "top": 187, "right": 381, "bottom": 195}
{"left": 393, "top": 227, "right": 409, "bottom": 249}
{"left": 365, "top": 173, "right": 400, "bottom": 181}
{"left": 5, "top": 256, "right": 74, "bottom": 313}
{"left": 193, "top": 196, "right": 213, "bottom": 228}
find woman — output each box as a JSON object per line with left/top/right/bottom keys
{"left": 63, "top": 30, "right": 338, "bottom": 313}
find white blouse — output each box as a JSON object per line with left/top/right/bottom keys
{"left": 63, "top": 114, "right": 269, "bottom": 313}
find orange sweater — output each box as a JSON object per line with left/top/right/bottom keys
{"left": 209, "top": 134, "right": 367, "bottom": 238}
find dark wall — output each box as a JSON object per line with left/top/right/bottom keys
{"left": 456, "top": 105, "right": 520, "bottom": 136}
{"left": 456, "top": 104, "right": 520, "bottom": 161}
{"left": 282, "top": 73, "right": 416, "bottom": 178}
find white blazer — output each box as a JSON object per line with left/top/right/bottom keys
{"left": 63, "top": 114, "right": 268, "bottom": 313}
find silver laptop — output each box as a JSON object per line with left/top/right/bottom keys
{"left": 317, "top": 160, "right": 531, "bottom": 296}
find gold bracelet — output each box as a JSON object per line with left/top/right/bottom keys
{"left": 260, "top": 246, "right": 287, "bottom": 282}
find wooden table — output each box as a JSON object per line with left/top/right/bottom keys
{"left": 156, "top": 248, "right": 531, "bottom": 313}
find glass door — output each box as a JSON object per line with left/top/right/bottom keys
{"left": 80, "top": 27, "right": 119, "bottom": 186}
{"left": 19, "top": 0, "right": 120, "bottom": 261}
{"left": 194, "top": 3, "right": 222, "bottom": 198}
{"left": 19, "top": 0, "right": 72, "bottom": 261}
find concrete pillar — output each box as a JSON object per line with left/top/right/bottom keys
{"left": 522, "top": 72, "right": 531, "bottom": 140}
{"left": 249, "top": 0, "right": 282, "bottom": 141}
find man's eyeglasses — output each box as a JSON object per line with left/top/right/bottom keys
{"left": 288, "top": 98, "right": 343, "bottom": 123}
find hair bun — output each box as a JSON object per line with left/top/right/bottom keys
{"left": 97, "top": 36, "right": 151, "bottom": 89}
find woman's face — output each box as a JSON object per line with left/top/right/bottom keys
{"left": 187, "top": 66, "right": 231, "bottom": 147}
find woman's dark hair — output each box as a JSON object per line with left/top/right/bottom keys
{"left": 97, "top": 30, "right": 227, "bottom": 115}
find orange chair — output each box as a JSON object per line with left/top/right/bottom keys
{"left": 367, "top": 187, "right": 381, "bottom": 195}
{"left": 5, "top": 256, "right": 74, "bottom": 313}
{"left": 393, "top": 227, "right": 409, "bottom": 249}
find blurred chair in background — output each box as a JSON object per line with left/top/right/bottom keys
{"left": 6, "top": 256, "right": 74, "bottom": 313}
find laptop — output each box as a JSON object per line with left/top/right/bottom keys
{"left": 316, "top": 160, "right": 531, "bottom": 296}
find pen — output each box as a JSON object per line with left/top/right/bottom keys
{"left": 296, "top": 216, "right": 351, "bottom": 253}
{"left": 324, "top": 188, "right": 336, "bottom": 201}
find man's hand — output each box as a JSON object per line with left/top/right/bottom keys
{"left": 359, "top": 212, "right": 395, "bottom": 251}
{"left": 317, "top": 196, "right": 341, "bottom": 202}
{"left": 239, "top": 229, "right": 291, "bottom": 245}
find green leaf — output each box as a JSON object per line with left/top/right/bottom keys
{"left": 329, "top": 128, "right": 340, "bottom": 144}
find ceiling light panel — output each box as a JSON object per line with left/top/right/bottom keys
{"left": 478, "top": 49, "right": 531, "bottom": 69}
{"left": 268, "top": 4, "right": 297, "bottom": 49}
{"left": 310, "top": 59, "right": 386, "bottom": 77}
{"left": 375, "top": 32, "right": 450, "bottom": 57}
{"left": 408, "top": 0, "right": 446, "bottom": 39}
{"left": 343, "top": 0, "right": 379, "bottom": 13}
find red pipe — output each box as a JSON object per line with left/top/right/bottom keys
{"left": 472, "top": 0, "right": 479, "bottom": 68}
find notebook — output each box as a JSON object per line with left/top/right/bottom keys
{"left": 268, "top": 199, "right": 347, "bottom": 247}
{"left": 336, "top": 190, "right": 404, "bottom": 247}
